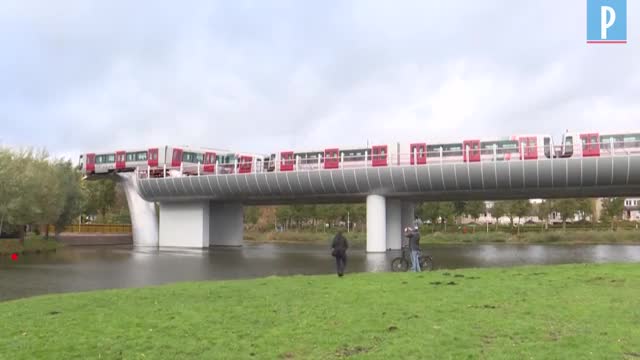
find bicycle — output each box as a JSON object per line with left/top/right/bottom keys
{"left": 391, "top": 245, "right": 434, "bottom": 272}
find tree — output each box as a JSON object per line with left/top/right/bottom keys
{"left": 349, "top": 204, "right": 366, "bottom": 231}
{"left": 490, "top": 201, "right": 508, "bottom": 230}
{"left": 498, "top": 201, "right": 516, "bottom": 227}
{"left": 510, "top": 200, "right": 532, "bottom": 234}
{"left": 11, "top": 149, "right": 45, "bottom": 243}
{"left": 602, "top": 197, "right": 625, "bottom": 230}
{"left": 244, "top": 206, "right": 260, "bottom": 225}
{"left": 275, "top": 206, "right": 292, "bottom": 230}
{"left": 453, "top": 201, "right": 467, "bottom": 224}
{"left": 84, "top": 179, "right": 116, "bottom": 222}
{"left": 576, "top": 198, "right": 595, "bottom": 223}
{"left": 0, "top": 149, "right": 22, "bottom": 237}
{"left": 418, "top": 202, "right": 440, "bottom": 232}
{"left": 438, "top": 202, "right": 456, "bottom": 232}
{"left": 535, "top": 200, "right": 554, "bottom": 230}
{"left": 465, "top": 201, "right": 485, "bottom": 223}
{"left": 53, "top": 161, "right": 85, "bottom": 236}
{"left": 553, "top": 198, "right": 579, "bottom": 231}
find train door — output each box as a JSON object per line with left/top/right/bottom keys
{"left": 147, "top": 148, "right": 159, "bottom": 167}
{"left": 463, "top": 140, "right": 480, "bottom": 162}
{"left": 371, "top": 145, "right": 388, "bottom": 167}
{"left": 238, "top": 155, "right": 253, "bottom": 174}
{"left": 324, "top": 148, "right": 339, "bottom": 169}
{"left": 171, "top": 148, "right": 183, "bottom": 167}
{"left": 115, "top": 151, "right": 126, "bottom": 170}
{"left": 410, "top": 143, "right": 427, "bottom": 165}
{"left": 203, "top": 152, "right": 216, "bottom": 173}
{"left": 519, "top": 136, "right": 537, "bottom": 160}
{"left": 86, "top": 153, "right": 96, "bottom": 173}
{"left": 266, "top": 154, "right": 276, "bottom": 172}
{"left": 580, "top": 133, "right": 600, "bottom": 157}
{"left": 280, "top": 151, "right": 294, "bottom": 171}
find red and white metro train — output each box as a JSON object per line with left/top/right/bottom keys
{"left": 79, "top": 131, "right": 640, "bottom": 176}
{"left": 79, "top": 146, "right": 265, "bottom": 177}
{"left": 261, "top": 131, "right": 640, "bottom": 171}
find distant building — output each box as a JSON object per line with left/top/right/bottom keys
{"left": 623, "top": 198, "right": 640, "bottom": 221}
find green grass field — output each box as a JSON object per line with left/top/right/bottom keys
{"left": 1, "top": 263, "right": 639, "bottom": 359}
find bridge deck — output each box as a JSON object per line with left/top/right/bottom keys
{"left": 136, "top": 155, "right": 640, "bottom": 204}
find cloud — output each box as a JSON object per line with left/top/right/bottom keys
{"left": 1, "top": 0, "right": 638, "bottom": 162}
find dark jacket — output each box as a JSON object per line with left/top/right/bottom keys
{"left": 409, "top": 230, "right": 420, "bottom": 251}
{"left": 332, "top": 233, "right": 348, "bottom": 255}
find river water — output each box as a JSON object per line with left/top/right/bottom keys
{"left": 1, "top": 243, "right": 640, "bottom": 302}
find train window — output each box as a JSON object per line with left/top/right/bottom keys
{"left": 182, "top": 152, "right": 194, "bottom": 162}
{"left": 544, "top": 137, "right": 551, "bottom": 158}
{"left": 600, "top": 135, "right": 616, "bottom": 150}
{"left": 428, "top": 143, "right": 462, "bottom": 157}
{"left": 216, "top": 154, "right": 235, "bottom": 164}
{"left": 563, "top": 136, "right": 573, "bottom": 156}
{"left": 623, "top": 134, "right": 640, "bottom": 147}
{"left": 107, "top": 154, "right": 115, "bottom": 163}
{"left": 136, "top": 152, "right": 148, "bottom": 161}
{"left": 341, "top": 148, "right": 367, "bottom": 161}
{"left": 195, "top": 154, "right": 204, "bottom": 163}
{"left": 481, "top": 141, "right": 509, "bottom": 155}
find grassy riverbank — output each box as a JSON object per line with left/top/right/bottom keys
{"left": 245, "top": 229, "right": 640, "bottom": 245}
{"left": 1, "top": 263, "right": 639, "bottom": 358}
{"left": 0, "top": 235, "right": 60, "bottom": 255}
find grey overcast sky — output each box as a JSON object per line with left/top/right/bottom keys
{"left": 1, "top": 0, "right": 638, "bottom": 161}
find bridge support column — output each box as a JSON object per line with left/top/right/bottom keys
{"left": 401, "top": 201, "right": 416, "bottom": 230}
{"left": 116, "top": 173, "right": 158, "bottom": 247}
{"left": 385, "top": 199, "right": 402, "bottom": 250}
{"left": 209, "top": 202, "right": 243, "bottom": 247}
{"left": 159, "top": 201, "right": 210, "bottom": 248}
{"left": 366, "top": 194, "right": 386, "bottom": 253}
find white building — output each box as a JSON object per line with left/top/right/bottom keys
{"left": 623, "top": 198, "right": 640, "bottom": 221}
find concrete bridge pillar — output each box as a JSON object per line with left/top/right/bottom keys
{"left": 157, "top": 201, "right": 244, "bottom": 248}
{"left": 116, "top": 173, "right": 158, "bottom": 247}
{"left": 401, "top": 201, "right": 416, "bottom": 230}
{"left": 159, "top": 201, "right": 210, "bottom": 248}
{"left": 385, "top": 199, "right": 402, "bottom": 250}
{"left": 209, "top": 202, "right": 243, "bottom": 247}
{"left": 366, "top": 194, "right": 386, "bottom": 253}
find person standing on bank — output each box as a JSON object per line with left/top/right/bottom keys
{"left": 409, "top": 225, "right": 421, "bottom": 272}
{"left": 331, "top": 231, "right": 348, "bottom": 277}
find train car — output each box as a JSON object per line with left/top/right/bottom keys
{"left": 79, "top": 147, "right": 155, "bottom": 176}
{"left": 508, "top": 134, "right": 555, "bottom": 160}
{"left": 598, "top": 131, "right": 640, "bottom": 155}
{"left": 557, "top": 131, "right": 603, "bottom": 158}
{"left": 269, "top": 145, "right": 377, "bottom": 172}
{"left": 79, "top": 146, "right": 231, "bottom": 177}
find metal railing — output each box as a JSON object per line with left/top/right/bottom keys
{"left": 134, "top": 139, "right": 640, "bottom": 180}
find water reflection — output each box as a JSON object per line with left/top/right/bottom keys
{"left": 1, "top": 243, "right": 640, "bottom": 302}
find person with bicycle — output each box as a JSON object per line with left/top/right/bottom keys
{"left": 408, "top": 225, "right": 421, "bottom": 272}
